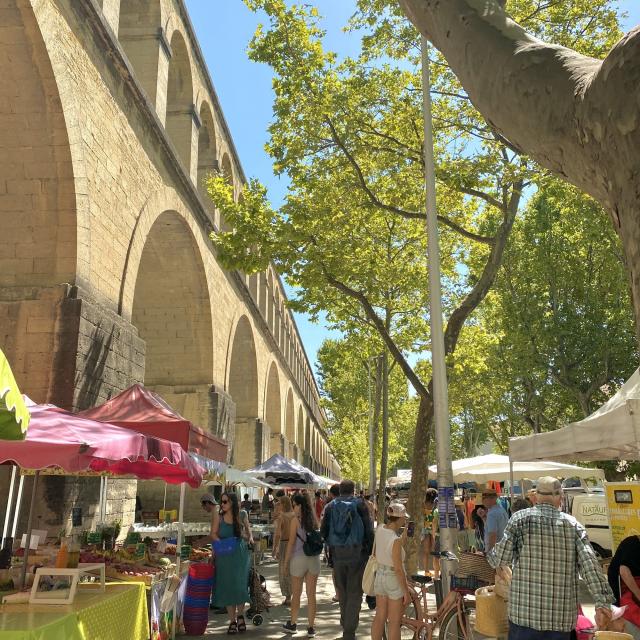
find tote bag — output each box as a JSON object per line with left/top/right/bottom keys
{"left": 362, "top": 539, "right": 378, "bottom": 596}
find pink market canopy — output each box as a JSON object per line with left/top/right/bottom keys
{"left": 0, "top": 401, "right": 204, "bottom": 487}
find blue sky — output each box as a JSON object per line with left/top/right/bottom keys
{"left": 185, "top": 0, "right": 640, "bottom": 374}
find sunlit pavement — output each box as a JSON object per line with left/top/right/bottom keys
{"left": 185, "top": 557, "right": 377, "bottom": 638}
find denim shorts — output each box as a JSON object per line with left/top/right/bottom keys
{"left": 374, "top": 565, "right": 404, "bottom": 600}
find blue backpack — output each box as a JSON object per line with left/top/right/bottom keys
{"left": 327, "top": 498, "right": 364, "bottom": 547}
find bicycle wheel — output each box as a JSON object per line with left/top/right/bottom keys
{"left": 383, "top": 593, "right": 422, "bottom": 640}
{"left": 438, "top": 600, "right": 495, "bottom": 640}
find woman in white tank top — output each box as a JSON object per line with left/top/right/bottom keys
{"left": 371, "top": 502, "right": 411, "bottom": 640}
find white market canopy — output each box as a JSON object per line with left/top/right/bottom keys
{"left": 427, "top": 453, "right": 604, "bottom": 483}
{"left": 509, "top": 368, "right": 640, "bottom": 463}
{"left": 244, "top": 453, "right": 324, "bottom": 488}
{"left": 224, "top": 467, "right": 272, "bottom": 488}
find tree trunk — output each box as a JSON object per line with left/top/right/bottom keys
{"left": 398, "top": 0, "right": 640, "bottom": 338}
{"left": 372, "top": 356, "right": 383, "bottom": 496}
{"left": 405, "top": 392, "right": 434, "bottom": 574}
{"left": 377, "top": 350, "right": 390, "bottom": 524}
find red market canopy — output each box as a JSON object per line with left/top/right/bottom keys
{"left": 1, "top": 401, "right": 204, "bottom": 487}
{"left": 79, "top": 384, "right": 228, "bottom": 462}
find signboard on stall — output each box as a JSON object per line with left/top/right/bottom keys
{"left": 604, "top": 482, "right": 640, "bottom": 552}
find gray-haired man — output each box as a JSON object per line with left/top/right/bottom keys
{"left": 487, "top": 476, "right": 614, "bottom": 639}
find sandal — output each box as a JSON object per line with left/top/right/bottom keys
{"left": 237, "top": 615, "right": 247, "bottom": 633}
{"left": 227, "top": 621, "right": 238, "bottom": 635}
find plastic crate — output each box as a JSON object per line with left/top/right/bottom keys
{"left": 450, "top": 574, "right": 488, "bottom": 594}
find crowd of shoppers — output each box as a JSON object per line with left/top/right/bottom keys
{"left": 204, "top": 474, "right": 622, "bottom": 639}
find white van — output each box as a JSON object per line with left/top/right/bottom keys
{"left": 563, "top": 489, "right": 613, "bottom": 557}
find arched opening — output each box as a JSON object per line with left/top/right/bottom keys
{"left": 118, "top": 1, "right": 162, "bottom": 108}
{"left": 132, "top": 211, "right": 212, "bottom": 395}
{"left": 274, "top": 289, "right": 281, "bottom": 346}
{"left": 197, "top": 102, "right": 217, "bottom": 214}
{"left": 297, "top": 407, "right": 304, "bottom": 462}
{"left": 267, "top": 272, "right": 274, "bottom": 332}
{"left": 166, "top": 31, "right": 194, "bottom": 176}
{"left": 305, "top": 417, "right": 312, "bottom": 466}
{"left": 228, "top": 317, "right": 259, "bottom": 419}
{"left": 249, "top": 274, "right": 258, "bottom": 302}
{"left": 131, "top": 210, "right": 213, "bottom": 520}
{"left": 0, "top": 3, "right": 78, "bottom": 407}
{"left": 227, "top": 316, "right": 260, "bottom": 467}
{"left": 259, "top": 272, "right": 268, "bottom": 318}
{"left": 219, "top": 154, "right": 234, "bottom": 231}
{"left": 265, "top": 362, "right": 282, "bottom": 457}
{"left": 285, "top": 388, "right": 295, "bottom": 458}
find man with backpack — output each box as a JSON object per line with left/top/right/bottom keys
{"left": 321, "top": 479, "right": 374, "bottom": 640}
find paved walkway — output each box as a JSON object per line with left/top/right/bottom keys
{"left": 185, "top": 558, "right": 377, "bottom": 639}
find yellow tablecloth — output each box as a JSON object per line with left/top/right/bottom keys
{"left": 0, "top": 583, "right": 149, "bottom": 640}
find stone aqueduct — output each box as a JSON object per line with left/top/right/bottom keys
{"left": 0, "top": 0, "right": 340, "bottom": 481}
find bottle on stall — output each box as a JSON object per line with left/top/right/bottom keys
{"left": 55, "top": 538, "right": 69, "bottom": 568}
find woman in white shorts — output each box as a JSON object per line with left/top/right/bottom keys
{"left": 371, "top": 502, "right": 411, "bottom": 640}
{"left": 282, "top": 493, "right": 320, "bottom": 636}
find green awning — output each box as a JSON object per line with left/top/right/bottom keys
{"left": 0, "top": 348, "right": 30, "bottom": 440}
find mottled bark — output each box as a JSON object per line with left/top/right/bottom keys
{"left": 405, "top": 392, "right": 433, "bottom": 574}
{"left": 399, "top": 0, "right": 640, "bottom": 336}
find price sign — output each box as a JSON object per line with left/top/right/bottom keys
{"left": 180, "top": 544, "right": 192, "bottom": 561}
{"left": 87, "top": 532, "right": 102, "bottom": 545}
{"left": 135, "top": 543, "right": 146, "bottom": 560}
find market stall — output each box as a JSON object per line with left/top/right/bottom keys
{"left": 245, "top": 453, "right": 324, "bottom": 488}
{"left": 509, "top": 368, "right": 640, "bottom": 462}
{"left": 428, "top": 453, "right": 604, "bottom": 483}
{"left": 0, "top": 399, "right": 206, "bottom": 640}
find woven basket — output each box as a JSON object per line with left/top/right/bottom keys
{"left": 456, "top": 552, "right": 496, "bottom": 584}
{"left": 474, "top": 585, "right": 508, "bottom": 637}
{"left": 594, "top": 633, "right": 633, "bottom": 640}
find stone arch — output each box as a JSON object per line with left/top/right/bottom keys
{"left": 285, "top": 388, "right": 295, "bottom": 458}
{"left": 0, "top": 7, "right": 76, "bottom": 290}
{"left": 297, "top": 406, "right": 304, "bottom": 453}
{"left": 131, "top": 210, "right": 213, "bottom": 391}
{"left": 259, "top": 273, "right": 268, "bottom": 318}
{"left": 305, "top": 417, "right": 311, "bottom": 464}
{"left": 267, "top": 272, "right": 275, "bottom": 332}
{"left": 0, "top": 2, "right": 81, "bottom": 403}
{"left": 274, "top": 288, "right": 281, "bottom": 346}
{"left": 226, "top": 315, "right": 259, "bottom": 419}
{"left": 118, "top": 0, "right": 162, "bottom": 107}
{"left": 249, "top": 274, "right": 258, "bottom": 302}
{"left": 265, "top": 362, "right": 282, "bottom": 456}
{"left": 219, "top": 153, "right": 234, "bottom": 230}
{"left": 166, "top": 30, "right": 194, "bottom": 175}
{"left": 197, "top": 100, "right": 217, "bottom": 212}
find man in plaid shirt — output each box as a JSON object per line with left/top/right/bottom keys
{"left": 487, "top": 476, "right": 614, "bottom": 639}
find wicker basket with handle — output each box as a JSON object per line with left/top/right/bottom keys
{"left": 455, "top": 552, "right": 496, "bottom": 584}
{"left": 474, "top": 585, "right": 508, "bottom": 637}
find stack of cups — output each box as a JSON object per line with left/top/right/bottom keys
{"left": 182, "top": 562, "right": 214, "bottom": 636}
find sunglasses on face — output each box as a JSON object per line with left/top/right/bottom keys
{"left": 221, "top": 499, "right": 229, "bottom": 504}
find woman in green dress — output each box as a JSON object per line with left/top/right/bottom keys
{"left": 212, "top": 492, "right": 253, "bottom": 634}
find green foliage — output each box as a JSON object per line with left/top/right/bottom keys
{"left": 448, "top": 179, "right": 638, "bottom": 469}
{"left": 317, "top": 335, "right": 416, "bottom": 483}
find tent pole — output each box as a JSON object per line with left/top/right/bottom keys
{"left": 509, "top": 458, "right": 515, "bottom": 509}
{"left": 172, "top": 482, "right": 186, "bottom": 640}
{"left": 163, "top": 483, "right": 168, "bottom": 511}
{"left": 10, "top": 474, "right": 25, "bottom": 538}
{"left": 19, "top": 470, "right": 39, "bottom": 589}
{"left": 2, "top": 466, "right": 17, "bottom": 545}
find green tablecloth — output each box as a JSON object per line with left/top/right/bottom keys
{"left": 0, "top": 584, "right": 149, "bottom": 640}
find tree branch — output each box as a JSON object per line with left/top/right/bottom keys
{"left": 320, "top": 266, "right": 431, "bottom": 401}
{"left": 444, "top": 179, "right": 524, "bottom": 355}
{"left": 326, "top": 117, "right": 496, "bottom": 244}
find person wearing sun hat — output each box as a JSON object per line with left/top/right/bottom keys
{"left": 370, "top": 502, "right": 411, "bottom": 640}
{"left": 481, "top": 485, "right": 508, "bottom": 553}
{"left": 487, "top": 476, "right": 614, "bottom": 639}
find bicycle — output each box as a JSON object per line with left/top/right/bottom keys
{"left": 382, "top": 551, "right": 495, "bottom": 639}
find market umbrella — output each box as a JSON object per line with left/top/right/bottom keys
{"left": 0, "top": 349, "right": 29, "bottom": 440}
{"left": 427, "top": 453, "right": 604, "bottom": 483}
{"left": 1, "top": 401, "right": 205, "bottom": 486}
{"left": 245, "top": 453, "right": 323, "bottom": 487}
